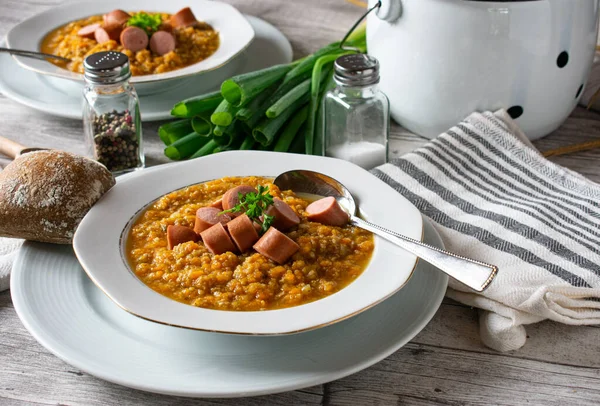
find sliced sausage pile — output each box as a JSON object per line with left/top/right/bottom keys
{"left": 77, "top": 7, "right": 199, "bottom": 56}
{"left": 166, "top": 185, "right": 350, "bottom": 266}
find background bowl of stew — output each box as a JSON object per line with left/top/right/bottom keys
{"left": 73, "top": 151, "right": 424, "bottom": 335}
{"left": 6, "top": 0, "right": 254, "bottom": 96}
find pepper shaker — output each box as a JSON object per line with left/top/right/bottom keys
{"left": 82, "top": 51, "right": 144, "bottom": 174}
{"left": 322, "top": 54, "right": 389, "bottom": 170}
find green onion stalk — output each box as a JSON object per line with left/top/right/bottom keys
{"left": 158, "top": 119, "right": 193, "bottom": 145}
{"left": 164, "top": 132, "right": 211, "bottom": 160}
{"left": 221, "top": 64, "right": 293, "bottom": 107}
{"left": 170, "top": 91, "right": 223, "bottom": 118}
{"left": 190, "top": 114, "right": 213, "bottom": 137}
{"left": 274, "top": 105, "right": 309, "bottom": 152}
{"left": 304, "top": 52, "right": 354, "bottom": 155}
{"left": 253, "top": 93, "right": 310, "bottom": 146}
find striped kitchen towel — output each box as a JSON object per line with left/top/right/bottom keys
{"left": 373, "top": 110, "right": 600, "bottom": 352}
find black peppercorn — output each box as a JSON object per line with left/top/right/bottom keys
{"left": 92, "top": 110, "right": 141, "bottom": 172}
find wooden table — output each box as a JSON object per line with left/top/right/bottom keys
{"left": 1, "top": 1, "right": 600, "bottom": 404}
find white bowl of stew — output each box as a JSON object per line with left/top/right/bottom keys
{"left": 6, "top": 0, "right": 254, "bottom": 95}
{"left": 73, "top": 151, "right": 423, "bottom": 335}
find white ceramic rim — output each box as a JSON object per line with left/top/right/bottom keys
{"left": 73, "top": 151, "right": 423, "bottom": 335}
{"left": 6, "top": 0, "right": 255, "bottom": 84}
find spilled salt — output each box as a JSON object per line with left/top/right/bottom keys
{"left": 326, "top": 141, "right": 386, "bottom": 170}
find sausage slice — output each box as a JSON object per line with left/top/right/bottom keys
{"left": 222, "top": 185, "right": 257, "bottom": 216}
{"left": 77, "top": 23, "right": 101, "bottom": 39}
{"left": 200, "top": 223, "right": 237, "bottom": 255}
{"left": 210, "top": 198, "right": 223, "bottom": 210}
{"left": 170, "top": 7, "right": 198, "bottom": 28}
{"left": 305, "top": 196, "right": 349, "bottom": 227}
{"left": 253, "top": 227, "right": 299, "bottom": 265}
{"left": 94, "top": 23, "right": 123, "bottom": 44}
{"left": 120, "top": 26, "right": 149, "bottom": 52}
{"left": 159, "top": 22, "right": 173, "bottom": 33}
{"left": 104, "top": 9, "right": 131, "bottom": 26}
{"left": 149, "top": 31, "right": 176, "bottom": 56}
{"left": 265, "top": 198, "right": 300, "bottom": 231}
{"left": 194, "top": 207, "right": 231, "bottom": 234}
{"left": 226, "top": 214, "right": 259, "bottom": 253}
{"left": 167, "top": 225, "right": 199, "bottom": 249}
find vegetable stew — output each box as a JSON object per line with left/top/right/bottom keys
{"left": 40, "top": 8, "right": 219, "bottom": 76}
{"left": 126, "top": 176, "right": 374, "bottom": 311}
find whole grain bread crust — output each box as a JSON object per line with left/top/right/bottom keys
{"left": 0, "top": 150, "right": 115, "bottom": 244}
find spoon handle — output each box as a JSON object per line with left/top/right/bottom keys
{"left": 0, "top": 47, "right": 71, "bottom": 63}
{"left": 350, "top": 216, "right": 497, "bottom": 292}
{"left": 0, "top": 135, "right": 27, "bottom": 159}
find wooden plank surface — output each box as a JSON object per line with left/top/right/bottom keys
{"left": 1, "top": 0, "right": 600, "bottom": 405}
{"left": 2, "top": 291, "right": 600, "bottom": 405}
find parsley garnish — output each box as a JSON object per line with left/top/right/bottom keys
{"left": 221, "top": 185, "right": 275, "bottom": 234}
{"left": 126, "top": 12, "right": 162, "bottom": 36}
{"left": 261, "top": 213, "right": 275, "bottom": 234}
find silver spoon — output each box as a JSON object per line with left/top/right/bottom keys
{"left": 0, "top": 47, "right": 71, "bottom": 63}
{"left": 274, "top": 169, "right": 498, "bottom": 292}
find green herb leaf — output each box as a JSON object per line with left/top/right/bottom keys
{"left": 261, "top": 213, "right": 275, "bottom": 234}
{"left": 126, "top": 12, "right": 162, "bottom": 36}
{"left": 220, "top": 185, "right": 275, "bottom": 234}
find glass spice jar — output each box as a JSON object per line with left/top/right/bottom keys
{"left": 322, "top": 54, "right": 389, "bottom": 170}
{"left": 82, "top": 51, "right": 144, "bottom": 174}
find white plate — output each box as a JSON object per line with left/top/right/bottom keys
{"left": 6, "top": 0, "right": 254, "bottom": 85}
{"left": 0, "top": 16, "right": 292, "bottom": 121}
{"left": 73, "top": 151, "right": 423, "bottom": 335}
{"left": 11, "top": 216, "right": 447, "bottom": 397}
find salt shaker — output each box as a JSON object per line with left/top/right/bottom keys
{"left": 82, "top": 51, "right": 144, "bottom": 174}
{"left": 322, "top": 54, "right": 389, "bottom": 169}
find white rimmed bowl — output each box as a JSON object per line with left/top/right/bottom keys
{"left": 73, "top": 151, "right": 423, "bottom": 335}
{"left": 6, "top": 0, "right": 254, "bottom": 96}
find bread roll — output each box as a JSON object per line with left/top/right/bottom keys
{"left": 0, "top": 150, "right": 115, "bottom": 244}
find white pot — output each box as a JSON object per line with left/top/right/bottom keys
{"left": 367, "top": 0, "right": 600, "bottom": 140}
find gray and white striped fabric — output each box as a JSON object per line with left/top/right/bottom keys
{"left": 373, "top": 110, "right": 600, "bottom": 352}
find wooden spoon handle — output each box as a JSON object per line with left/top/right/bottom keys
{"left": 0, "top": 135, "right": 27, "bottom": 159}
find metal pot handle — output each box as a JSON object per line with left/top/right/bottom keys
{"left": 340, "top": 1, "right": 402, "bottom": 51}
{"left": 376, "top": 0, "right": 403, "bottom": 22}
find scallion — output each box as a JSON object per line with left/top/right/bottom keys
{"left": 221, "top": 64, "right": 293, "bottom": 107}
{"left": 211, "top": 100, "right": 240, "bottom": 127}
{"left": 239, "top": 136, "right": 255, "bottom": 150}
{"left": 283, "top": 42, "right": 340, "bottom": 84}
{"left": 170, "top": 91, "right": 223, "bottom": 118}
{"left": 274, "top": 105, "right": 309, "bottom": 152}
{"left": 190, "top": 139, "right": 218, "bottom": 159}
{"left": 213, "top": 125, "right": 228, "bottom": 137}
{"left": 164, "top": 132, "right": 211, "bottom": 160}
{"left": 289, "top": 123, "right": 307, "bottom": 154}
{"left": 246, "top": 71, "right": 311, "bottom": 128}
{"left": 266, "top": 68, "right": 330, "bottom": 118}
{"left": 236, "top": 82, "right": 280, "bottom": 121}
{"left": 158, "top": 119, "right": 193, "bottom": 145}
{"left": 253, "top": 94, "right": 309, "bottom": 146}
{"left": 305, "top": 52, "right": 353, "bottom": 155}
{"left": 191, "top": 114, "right": 212, "bottom": 137}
